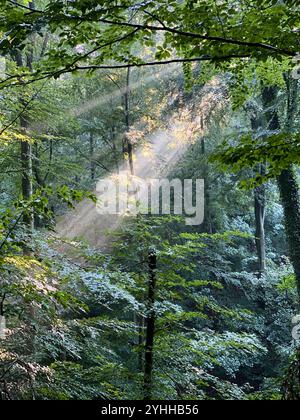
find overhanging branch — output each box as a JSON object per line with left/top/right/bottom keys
{"left": 0, "top": 54, "right": 250, "bottom": 88}
{"left": 94, "top": 19, "right": 296, "bottom": 57}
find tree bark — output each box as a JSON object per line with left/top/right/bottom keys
{"left": 250, "top": 112, "right": 266, "bottom": 275}
{"left": 20, "top": 125, "right": 34, "bottom": 231}
{"left": 143, "top": 250, "right": 157, "bottom": 400}
{"left": 200, "top": 130, "right": 214, "bottom": 233}
{"left": 137, "top": 315, "right": 144, "bottom": 373}
{"left": 15, "top": 48, "right": 34, "bottom": 231}
{"left": 111, "top": 126, "right": 120, "bottom": 174}
{"left": 278, "top": 169, "right": 300, "bottom": 298}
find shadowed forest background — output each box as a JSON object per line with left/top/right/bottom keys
{"left": 0, "top": 0, "right": 300, "bottom": 401}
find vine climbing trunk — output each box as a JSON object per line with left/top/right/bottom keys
{"left": 262, "top": 82, "right": 300, "bottom": 301}
{"left": 278, "top": 169, "right": 300, "bottom": 299}
{"left": 143, "top": 249, "right": 157, "bottom": 400}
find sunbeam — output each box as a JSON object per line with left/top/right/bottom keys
{"left": 56, "top": 77, "right": 225, "bottom": 248}
{"left": 70, "top": 64, "right": 179, "bottom": 118}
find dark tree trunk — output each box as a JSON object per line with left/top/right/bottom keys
{"left": 200, "top": 129, "right": 214, "bottom": 233}
{"left": 138, "top": 315, "right": 144, "bottom": 373}
{"left": 278, "top": 169, "right": 300, "bottom": 299}
{"left": 124, "top": 68, "right": 134, "bottom": 175}
{"left": 89, "top": 132, "right": 95, "bottom": 181}
{"left": 33, "top": 141, "right": 45, "bottom": 188}
{"left": 250, "top": 113, "right": 266, "bottom": 275}
{"left": 143, "top": 250, "right": 157, "bottom": 400}
{"left": 33, "top": 141, "right": 48, "bottom": 228}
{"left": 20, "top": 100, "right": 34, "bottom": 232}
{"left": 13, "top": 47, "right": 34, "bottom": 231}
{"left": 254, "top": 182, "right": 266, "bottom": 275}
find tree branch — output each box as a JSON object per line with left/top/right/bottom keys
{"left": 7, "top": 0, "right": 43, "bottom": 13}
{"left": 0, "top": 54, "right": 250, "bottom": 88}
{"left": 94, "top": 18, "right": 296, "bottom": 57}
{"left": 74, "top": 55, "right": 251, "bottom": 70}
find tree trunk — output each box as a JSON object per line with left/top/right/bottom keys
{"left": 138, "top": 315, "right": 144, "bottom": 373}
{"left": 124, "top": 68, "right": 134, "bottom": 175}
{"left": 143, "top": 250, "right": 157, "bottom": 400}
{"left": 111, "top": 126, "right": 120, "bottom": 174}
{"left": 278, "top": 169, "right": 300, "bottom": 298}
{"left": 89, "top": 132, "right": 95, "bottom": 181}
{"left": 20, "top": 101, "right": 34, "bottom": 232}
{"left": 13, "top": 47, "right": 34, "bottom": 232}
{"left": 254, "top": 183, "right": 266, "bottom": 275}
{"left": 200, "top": 132, "right": 214, "bottom": 233}
{"left": 262, "top": 83, "right": 300, "bottom": 299}
{"left": 250, "top": 113, "right": 266, "bottom": 275}
{"left": 33, "top": 141, "right": 45, "bottom": 188}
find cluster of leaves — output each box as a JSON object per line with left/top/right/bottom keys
{"left": 0, "top": 211, "right": 282, "bottom": 400}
